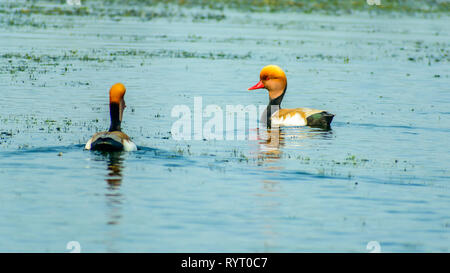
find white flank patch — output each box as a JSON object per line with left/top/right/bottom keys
{"left": 123, "top": 139, "right": 138, "bottom": 151}
{"left": 84, "top": 138, "right": 92, "bottom": 150}
{"left": 271, "top": 111, "right": 307, "bottom": 126}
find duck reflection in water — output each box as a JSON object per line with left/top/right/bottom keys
{"left": 257, "top": 127, "right": 284, "bottom": 163}
{"left": 91, "top": 151, "right": 126, "bottom": 252}
{"left": 103, "top": 151, "right": 125, "bottom": 189}
{"left": 256, "top": 126, "right": 333, "bottom": 165}
{"left": 92, "top": 151, "right": 125, "bottom": 225}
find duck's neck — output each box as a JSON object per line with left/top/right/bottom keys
{"left": 264, "top": 85, "right": 286, "bottom": 128}
{"left": 109, "top": 103, "right": 121, "bottom": 132}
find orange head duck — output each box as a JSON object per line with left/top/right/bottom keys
{"left": 249, "top": 65, "right": 334, "bottom": 129}
{"left": 85, "top": 83, "right": 137, "bottom": 151}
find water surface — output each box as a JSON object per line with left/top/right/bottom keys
{"left": 0, "top": 1, "right": 449, "bottom": 252}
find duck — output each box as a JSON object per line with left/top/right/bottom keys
{"left": 248, "top": 65, "right": 334, "bottom": 129}
{"left": 85, "top": 83, "right": 137, "bottom": 151}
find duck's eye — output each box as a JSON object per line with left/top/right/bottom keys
{"left": 263, "top": 76, "right": 269, "bottom": 81}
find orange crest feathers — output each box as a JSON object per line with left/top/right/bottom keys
{"left": 109, "top": 83, "right": 126, "bottom": 104}
{"left": 260, "top": 65, "right": 286, "bottom": 81}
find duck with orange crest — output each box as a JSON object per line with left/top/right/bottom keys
{"left": 85, "top": 83, "right": 137, "bottom": 151}
{"left": 248, "top": 65, "right": 334, "bottom": 129}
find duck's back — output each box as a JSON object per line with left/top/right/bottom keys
{"left": 271, "top": 108, "right": 334, "bottom": 129}
{"left": 85, "top": 131, "right": 137, "bottom": 151}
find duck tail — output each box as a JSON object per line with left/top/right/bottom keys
{"left": 90, "top": 137, "right": 124, "bottom": 151}
{"left": 306, "top": 111, "right": 335, "bottom": 129}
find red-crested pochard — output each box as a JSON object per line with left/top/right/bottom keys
{"left": 85, "top": 83, "right": 137, "bottom": 151}
{"left": 249, "top": 65, "right": 334, "bottom": 129}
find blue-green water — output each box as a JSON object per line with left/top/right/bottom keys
{"left": 0, "top": 1, "right": 449, "bottom": 252}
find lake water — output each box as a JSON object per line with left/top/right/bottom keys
{"left": 0, "top": 0, "right": 449, "bottom": 252}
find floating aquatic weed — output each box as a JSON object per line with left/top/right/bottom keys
{"left": 0, "top": 131, "right": 13, "bottom": 138}
{"left": 192, "top": 12, "right": 225, "bottom": 21}
{"left": 0, "top": 0, "right": 449, "bottom": 21}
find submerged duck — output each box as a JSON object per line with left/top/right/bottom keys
{"left": 248, "top": 65, "right": 334, "bottom": 129}
{"left": 85, "top": 83, "right": 137, "bottom": 151}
